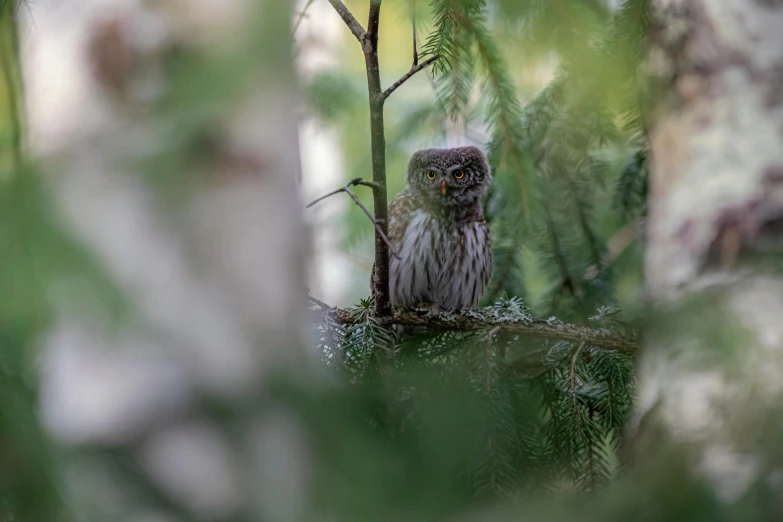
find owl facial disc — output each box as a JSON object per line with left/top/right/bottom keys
{"left": 440, "top": 179, "right": 447, "bottom": 195}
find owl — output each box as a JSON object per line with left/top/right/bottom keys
{"left": 382, "top": 146, "right": 492, "bottom": 314}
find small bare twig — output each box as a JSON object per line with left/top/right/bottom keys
{"left": 292, "top": 0, "right": 317, "bottom": 36}
{"left": 308, "top": 295, "right": 331, "bottom": 311}
{"left": 307, "top": 178, "right": 401, "bottom": 260}
{"left": 341, "top": 189, "right": 399, "bottom": 259}
{"left": 305, "top": 178, "right": 375, "bottom": 208}
{"left": 412, "top": 0, "right": 418, "bottom": 66}
{"left": 354, "top": 179, "right": 382, "bottom": 190}
{"left": 381, "top": 55, "right": 439, "bottom": 101}
{"left": 326, "top": 0, "right": 367, "bottom": 45}
{"left": 306, "top": 187, "right": 347, "bottom": 208}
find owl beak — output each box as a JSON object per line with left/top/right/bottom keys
{"left": 440, "top": 180, "right": 448, "bottom": 196}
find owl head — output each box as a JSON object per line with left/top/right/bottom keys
{"left": 406, "top": 146, "right": 492, "bottom": 209}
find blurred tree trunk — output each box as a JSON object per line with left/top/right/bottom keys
{"left": 628, "top": 0, "right": 783, "bottom": 506}
{"left": 19, "top": 0, "right": 311, "bottom": 520}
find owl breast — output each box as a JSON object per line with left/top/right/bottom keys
{"left": 390, "top": 209, "right": 491, "bottom": 312}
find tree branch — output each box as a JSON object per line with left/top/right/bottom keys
{"left": 308, "top": 295, "right": 331, "bottom": 311}
{"left": 307, "top": 178, "right": 400, "bottom": 259}
{"left": 325, "top": 0, "right": 392, "bottom": 320}
{"left": 326, "top": 0, "right": 367, "bottom": 45}
{"left": 412, "top": 0, "right": 418, "bottom": 66}
{"left": 363, "top": 0, "right": 392, "bottom": 318}
{"left": 323, "top": 308, "right": 638, "bottom": 354}
{"left": 367, "top": 1, "right": 381, "bottom": 46}
{"left": 292, "top": 0, "right": 316, "bottom": 36}
{"left": 381, "top": 55, "right": 439, "bottom": 101}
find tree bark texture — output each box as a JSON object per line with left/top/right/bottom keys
{"left": 21, "top": 0, "right": 310, "bottom": 519}
{"left": 366, "top": 0, "right": 393, "bottom": 319}
{"left": 629, "top": 0, "right": 783, "bottom": 504}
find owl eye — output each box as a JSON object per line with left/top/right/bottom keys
{"left": 454, "top": 170, "right": 465, "bottom": 180}
{"left": 426, "top": 170, "right": 436, "bottom": 180}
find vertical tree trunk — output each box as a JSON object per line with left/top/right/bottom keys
{"left": 20, "top": 0, "right": 310, "bottom": 519}
{"left": 366, "top": 0, "right": 393, "bottom": 319}
{"left": 629, "top": 0, "right": 783, "bottom": 506}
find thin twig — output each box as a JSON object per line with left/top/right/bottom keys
{"left": 381, "top": 55, "right": 439, "bottom": 101}
{"left": 308, "top": 295, "right": 331, "bottom": 311}
{"left": 326, "top": 0, "right": 367, "bottom": 46}
{"left": 354, "top": 179, "right": 382, "bottom": 190}
{"left": 342, "top": 187, "right": 400, "bottom": 259}
{"left": 292, "top": 0, "right": 317, "bottom": 36}
{"left": 307, "top": 178, "right": 401, "bottom": 260}
{"left": 306, "top": 187, "right": 347, "bottom": 208}
{"left": 412, "top": 0, "right": 418, "bottom": 66}
{"left": 305, "top": 178, "right": 375, "bottom": 208}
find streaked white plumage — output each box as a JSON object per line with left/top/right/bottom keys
{"left": 390, "top": 209, "right": 490, "bottom": 312}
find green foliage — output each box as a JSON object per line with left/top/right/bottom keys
{"left": 313, "top": 297, "right": 635, "bottom": 498}
{"left": 613, "top": 147, "right": 648, "bottom": 220}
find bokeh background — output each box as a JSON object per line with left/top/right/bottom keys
{"left": 3, "top": 0, "right": 783, "bottom": 520}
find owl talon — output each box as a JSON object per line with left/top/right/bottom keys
{"left": 411, "top": 302, "right": 442, "bottom": 317}
{"left": 412, "top": 303, "right": 441, "bottom": 317}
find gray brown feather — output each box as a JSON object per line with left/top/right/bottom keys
{"left": 376, "top": 146, "right": 493, "bottom": 314}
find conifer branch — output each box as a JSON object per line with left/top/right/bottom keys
{"left": 381, "top": 55, "right": 440, "bottom": 101}
{"left": 322, "top": 307, "right": 638, "bottom": 353}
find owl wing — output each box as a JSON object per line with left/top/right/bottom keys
{"left": 370, "top": 190, "right": 416, "bottom": 298}
{"left": 387, "top": 189, "right": 417, "bottom": 247}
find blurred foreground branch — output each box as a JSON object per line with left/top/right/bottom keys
{"left": 19, "top": 0, "right": 311, "bottom": 520}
